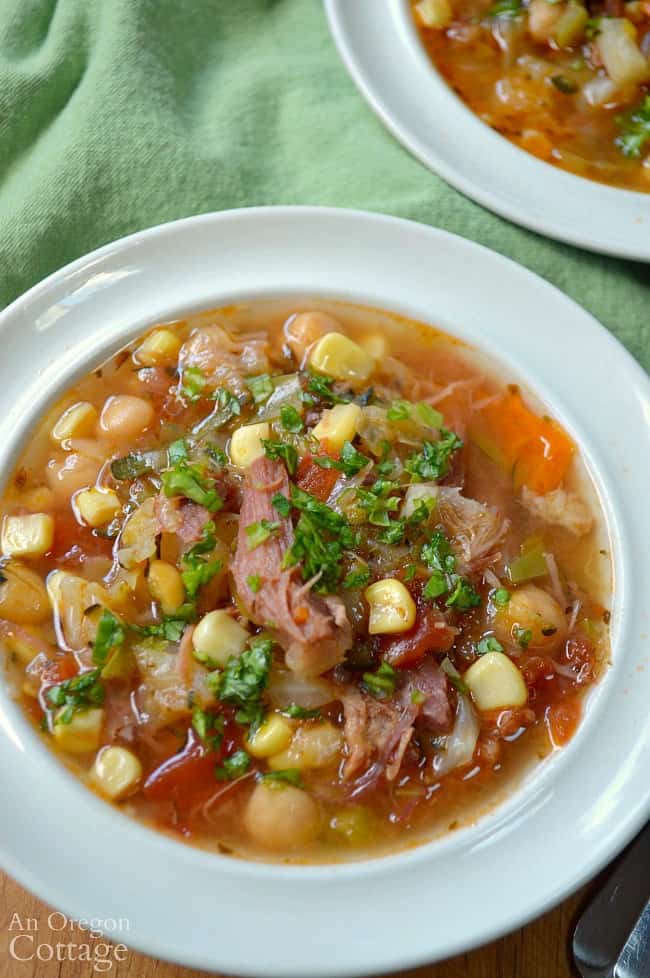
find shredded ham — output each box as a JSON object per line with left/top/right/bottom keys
{"left": 231, "top": 457, "right": 352, "bottom": 677}
{"left": 438, "top": 487, "right": 509, "bottom": 573}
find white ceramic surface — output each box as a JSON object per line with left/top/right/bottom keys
{"left": 0, "top": 208, "right": 649, "bottom": 977}
{"left": 324, "top": 0, "right": 650, "bottom": 260}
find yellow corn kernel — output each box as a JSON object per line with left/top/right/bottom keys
{"left": 415, "top": 0, "right": 453, "bottom": 27}
{"left": 596, "top": 18, "right": 649, "bottom": 86}
{"left": 134, "top": 329, "right": 182, "bottom": 367}
{"left": 147, "top": 560, "right": 185, "bottom": 614}
{"left": 309, "top": 332, "right": 374, "bottom": 383}
{"left": 192, "top": 609, "right": 249, "bottom": 667}
{"left": 1, "top": 514, "right": 54, "bottom": 558}
{"left": 51, "top": 401, "right": 98, "bottom": 443}
{"left": 229, "top": 422, "right": 270, "bottom": 468}
{"left": 75, "top": 488, "right": 121, "bottom": 528}
{"left": 90, "top": 745, "right": 142, "bottom": 800}
{"left": 53, "top": 708, "right": 104, "bottom": 754}
{"left": 464, "top": 651, "right": 528, "bottom": 711}
{"left": 246, "top": 713, "right": 293, "bottom": 758}
{"left": 365, "top": 579, "right": 416, "bottom": 635}
{"left": 401, "top": 484, "right": 438, "bottom": 519}
{"left": 267, "top": 722, "right": 343, "bottom": 771}
{"left": 312, "top": 403, "right": 362, "bottom": 452}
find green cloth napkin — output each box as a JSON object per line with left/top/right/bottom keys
{"left": 0, "top": 0, "right": 648, "bottom": 366}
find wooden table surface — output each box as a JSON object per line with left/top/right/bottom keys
{"left": 0, "top": 870, "right": 589, "bottom": 978}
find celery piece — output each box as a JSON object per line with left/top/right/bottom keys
{"left": 508, "top": 537, "right": 548, "bottom": 583}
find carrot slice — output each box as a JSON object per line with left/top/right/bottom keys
{"left": 469, "top": 387, "right": 573, "bottom": 494}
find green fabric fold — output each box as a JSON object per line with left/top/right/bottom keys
{"left": 0, "top": 0, "right": 648, "bottom": 368}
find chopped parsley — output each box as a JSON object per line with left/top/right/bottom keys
{"left": 362, "top": 661, "right": 397, "bottom": 699}
{"left": 92, "top": 609, "right": 125, "bottom": 667}
{"left": 446, "top": 672, "right": 469, "bottom": 696}
{"left": 161, "top": 461, "right": 223, "bottom": 511}
{"left": 514, "top": 626, "right": 532, "bottom": 649}
{"left": 181, "top": 367, "right": 207, "bottom": 402}
{"left": 282, "top": 704, "right": 322, "bottom": 719}
{"left": 210, "top": 388, "right": 242, "bottom": 428}
{"left": 386, "top": 400, "right": 412, "bottom": 421}
{"left": 181, "top": 522, "right": 223, "bottom": 597}
{"left": 306, "top": 373, "right": 351, "bottom": 405}
{"left": 192, "top": 707, "right": 224, "bottom": 752}
{"left": 551, "top": 74, "right": 577, "bottom": 94}
{"left": 167, "top": 438, "right": 189, "bottom": 464}
{"left": 206, "top": 444, "right": 228, "bottom": 467}
{"left": 488, "top": 0, "right": 522, "bottom": 16}
{"left": 137, "top": 611, "right": 195, "bottom": 643}
{"left": 493, "top": 587, "right": 511, "bottom": 607}
{"left": 411, "top": 689, "right": 426, "bottom": 705}
{"left": 215, "top": 749, "right": 251, "bottom": 781}
{"left": 404, "top": 564, "right": 418, "bottom": 582}
{"left": 246, "top": 574, "right": 263, "bottom": 593}
{"left": 343, "top": 567, "right": 371, "bottom": 589}
{"left": 261, "top": 768, "right": 304, "bottom": 788}
{"left": 271, "top": 492, "right": 291, "bottom": 518}
{"left": 262, "top": 439, "right": 298, "bottom": 475}
{"left": 284, "top": 485, "right": 356, "bottom": 592}
{"left": 245, "top": 519, "right": 281, "bottom": 550}
{"left": 476, "top": 636, "right": 504, "bottom": 655}
{"left": 280, "top": 405, "right": 304, "bottom": 433}
{"left": 405, "top": 430, "right": 463, "bottom": 481}
{"left": 421, "top": 530, "right": 482, "bottom": 611}
{"left": 312, "top": 441, "right": 370, "bottom": 477}
{"left": 110, "top": 451, "right": 152, "bottom": 481}
{"left": 247, "top": 374, "right": 274, "bottom": 404}
{"left": 616, "top": 95, "right": 650, "bottom": 159}
{"left": 47, "top": 668, "right": 105, "bottom": 724}
{"left": 211, "top": 635, "right": 273, "bottom": 731}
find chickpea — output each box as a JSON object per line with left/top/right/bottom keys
{"left": 244, "top": 782, "right": 320, "bottom": 851}
{"left": 527, "top": 0, "right": 562, "bottom": 41}
{"left": 0, "top": 562, "right": 50, "bottom": 624}
{"left": 284, "top": 311, "right": 343, "bottom": 364}
{"left": 98, "top": 395, "right": 154, "bottom": 441}
{"left": 492, "top": 584, "right": 567, "bottom": 652}
{"left": 46, "top": 452, "right": 101, "bottom": 502}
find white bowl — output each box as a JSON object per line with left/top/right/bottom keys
{"left": 1, "top": 207, "right": 649, "bottom": 976}
{"left": 324, "top": 0, "right": 650, "bottom": 260}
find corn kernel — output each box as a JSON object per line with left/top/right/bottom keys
{"left": 51, "top": 401, "right": 98, "bottom": 443}
{"left": 415, "top": 0, "right": 453, "bottom": 28}
{"left": 229, "top": 422, "right": 270, "bottom": 468}
{"left": 464, "top": 651, "right": 528, "bottom": 711}
{"left": 401, "top": 484, "right": 438, "bottom": 519}
{"left": 192, "top": 609, "right": 249, "bottom": 667}
{"left": 147, "top": 560, "right": 185, "bottom": 614}
{"left": 267, "top": 722, "right": 343, "bottom": 770}
{"left": 246, "top": 713, "right": 293, "bottom": 758}
{"left": 53, "top": 708, "right": 104, "bottom": 754}
{"left": 134, "top": 329, "right": 182, "bottom": 367}
{"left": 312, "top": 403, "right": 362, "bottom": 452}
{"left": 75, "top": 488, "right": 121, "bottom": 528}
{"left": 90, "top": 745, "right": 142, "bottom": 800}
{"left": 1, "top": 514, "right": 54, "bottom": 558}
{"left": 365, "top": 579, "right": 416, "bottom": 634}
{"left": 0, "top": 562, "right": 50, "bottom": 624}
{"left": 309, "top": 332, "right": 374, "bottom": 383}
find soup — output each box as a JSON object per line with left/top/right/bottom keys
{"left": 412, "top": 0, "right": 650, "bottom": 191}
{"left": 0, "top": 300, "right": 610, "bottom": 863}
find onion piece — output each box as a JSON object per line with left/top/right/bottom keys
{"left": 267, "top": 670, "right": 336, "bottom": 710}
{"left": 433, "top": 693, "right": 480, "bottom": 777}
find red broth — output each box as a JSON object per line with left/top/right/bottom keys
{"left": 412, "top": 0, "right": 650, "bottom": 191}
{"left": 0, "top": 300, "right": 610, "bottom": 863}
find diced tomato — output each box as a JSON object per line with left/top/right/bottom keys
{"left": 41, "top": 653, "right": 78, "bottom": 688}
{"left": 296, "top": 454, "right": 339, "bottom": 502}
{"left": 143, "top": 721, "right": 241, "bottom": 808}
{"left": 50, "top": 512, "right": 114, "bottom": 564}
{"left": 380, "top": 605, "right": 456, "bottom": 668}
{"left": 545, "top": 697, "right": 582, "bottom": 747}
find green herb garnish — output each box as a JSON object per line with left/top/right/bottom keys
{"left": 284, "top": 485, "right": 356, "bottom": 592}
{"left": 362, "top": 661, "right": 397, "bottom": 699}
{"left": 181, "top": 367, "right": 207, "bottom": 402}
{"left": 47, "top": 668, "right": 105, "bottom": 724}
{"left": 168, "top": 438, "right": 189, "bottom": 464}
{"left": 92, "top": 609, "right": 125, "bottom": 667}
{"left": 280, "top": 405, "right": 304, "bottom": 433}
{"left": 211, "top": 635, "right": 273, "bottom": 732}
{"left": 476, "top": 636, "right": 504, "bottom": 655}
{"left": 307, "top": 373, "right": 351, "bottom": 405}
{"left": 282, "top": 704, "right": 322, "bottom": 719}
{"left": 514, "top": 626, "right": 532, "bottom": 649}
{"left": 405, "top": 430, "right": 463, "bottom": 482}
{"left": 271, "top": 492, "right": 291, "bottom": 518}
{"left": 488, "top": 0, "right": 522, "bottom": 16}
{"left": 493, "top": 587, "right": 511, "bottom": 607}
{"left": 312, "top": 441, "right": 370, "bottom": 477}
{"left": 262, "top": 768, "right": 304, "bottom": 788}
{"left": 161, "top": 461, "right": 223, "bottom": 511}
{"left": 616, "top": 95, "right": 650, "bottom": 159}
{"left": 245, "top": 519, "right": 281, "bottom": 550}
{"left": 262, "top": 440, "right": 299, "bottom": 476}
{"left": 343, "top": 567, "right": 371, "bottom": 589}
{"left": 192, "top": 706, "right": 225, "bottom": 752}
{"left": 215, "top": 749, "right": 251, "bottom": 781}
{"left": 247, "top": 374, "right": 274, "bottom": 404}
{"left": 246, "top": 574, "right": 263, "bottom": 593}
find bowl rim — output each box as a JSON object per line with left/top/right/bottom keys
{"left": 324, "top": 0, "right": 650, "bottom": 261}
{"left": 1, "top": 206, "right": 649, "bottom": 976}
